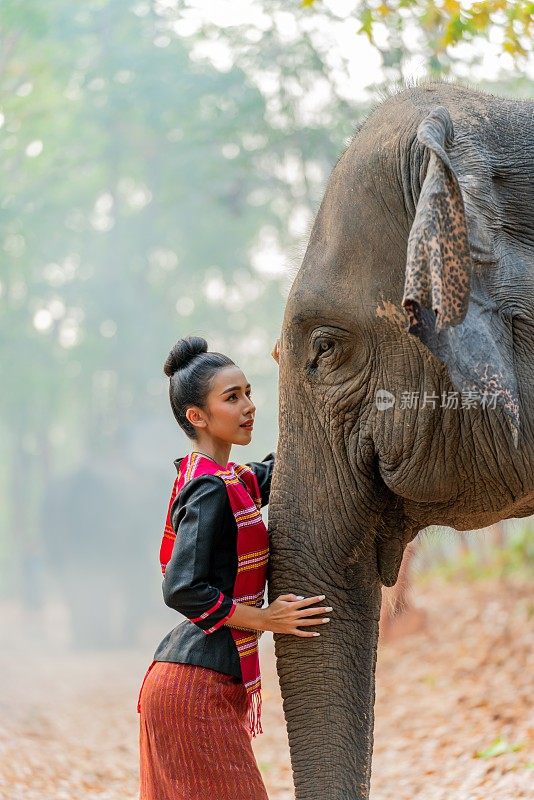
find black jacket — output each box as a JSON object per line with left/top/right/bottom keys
{"left": 153, "top": 452, "right": 275, "bottom": 680}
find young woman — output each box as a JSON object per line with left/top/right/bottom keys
{"left": 138, "top": 335, "right": 332, "bottom": 800}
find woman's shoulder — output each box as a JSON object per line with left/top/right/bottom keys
{"left": 175, "top": 471, "right": 227, "bottom": 493}
{"left": 171, "top": 465, "right": 228, "bottom": 507}
{"left": 169, "top": 472, "right": 230, "bottom": 533}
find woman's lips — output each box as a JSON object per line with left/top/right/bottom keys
{"left": 240, "top": 421, "right": 254, "bottom": 429}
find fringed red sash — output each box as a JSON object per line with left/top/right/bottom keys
{"left": 159, "top": 451, "right": 269, "bottom": 737}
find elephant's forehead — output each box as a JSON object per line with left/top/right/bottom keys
{"left": 283, "top": 168, "right": 409, "bottom": 316}
{"left": 284, "top": 258, "right": 402, "bottom": 336}
{"left": 282, "top": 286, "right": 366, "bottom": 346}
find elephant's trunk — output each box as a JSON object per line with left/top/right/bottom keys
{"left": 268, "top": 502, "right": 381, "bottom": 800}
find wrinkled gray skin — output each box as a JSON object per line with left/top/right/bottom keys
{"left": 268, "top": 82, "right": 534, "bottom": 800}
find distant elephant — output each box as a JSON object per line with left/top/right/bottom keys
{"left": 268, "top": 82, "right": 534, "bottom": 800}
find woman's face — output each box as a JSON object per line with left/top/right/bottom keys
{"left": 188, "top": 365, "right": 256, "bottom": 445}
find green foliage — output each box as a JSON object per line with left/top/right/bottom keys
{"left": 476, "top": 735, "right": 524, "bottom": 759}
{"left": 300, "top": 0, "right": 533, "bottom": 74}
{"left": 417, "top": 522, "right": 534, "bottom": 584}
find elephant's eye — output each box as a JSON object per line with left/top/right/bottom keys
{"left": 307, "top": 327, "right": 349, "bottom": 375}
{"left": 315, "top": 337, "right": 334, "bottom": 355}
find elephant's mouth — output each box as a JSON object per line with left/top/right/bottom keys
{"left": 372, "top": 486, "right": 412, "bottom": 587}
{"left": 375, "top": 535, "right": 405, "bottom": 587}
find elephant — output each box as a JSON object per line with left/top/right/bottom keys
{"left": 268, "top": 81, "right": 534, "bottom": 800}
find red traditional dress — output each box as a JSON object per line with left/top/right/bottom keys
{"left": 138, "top": 451, "right": 273, "bottom": 800}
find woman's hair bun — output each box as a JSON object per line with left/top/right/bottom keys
{"left": 163, "top": 336, "right": 208, "bottom": 377}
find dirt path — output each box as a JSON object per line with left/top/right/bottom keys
{"left": 0, "top": 575, "right": 532, "bottom": 800}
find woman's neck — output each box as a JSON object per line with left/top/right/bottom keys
{"left": 190, "top": 441, "right": 231, "bottom": 469}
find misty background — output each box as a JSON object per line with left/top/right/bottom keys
{"left": 1, "top": 0, "right": 533, "bottom": 656}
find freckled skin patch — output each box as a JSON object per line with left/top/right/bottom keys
{"left": 375, "top": 299, "right": 410, "bottom": 332}
{"left": 463, "top": 365, "right": 520, "bottom": 446}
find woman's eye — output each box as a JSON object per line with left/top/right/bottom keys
{"left": 227, "top": 391, "right": 252, "bottom": 400}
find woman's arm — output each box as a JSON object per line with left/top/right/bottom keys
{"left": 245, "top": 452, "right": 275, "bottom": 507}
{"left": 163, "top": 473, "right": 332, "bottom": 638}
{"left": 226, "top": 593, "right": 332, "bottom": 637}
{"left": 162, "top": 476, "right": 237, "bottom": 634}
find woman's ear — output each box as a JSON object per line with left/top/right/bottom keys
{"left": 185, "top": 406, "right": 207, "bottom": 430}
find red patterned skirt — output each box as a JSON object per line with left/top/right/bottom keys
{"left": 138, "top": 661, "right": 269, "bottom": 800}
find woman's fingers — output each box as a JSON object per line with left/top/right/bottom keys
{"left": 275, "top": 594, "right": 328, "bottom": 607}
{"left": 272, "top": 594, "right": 332, "bottom": 637}
{"left": 289, "top": 594, "right": 327, "bottom": 608}
{"left": 295, "top": 606, "right": 332, "bottom": 618}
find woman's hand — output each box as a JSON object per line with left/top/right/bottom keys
{"left": 271, "top": 338, "right": 280, "bottom": 365}
{"left": 262, "top": 593, "right": 332, "bottom": 637}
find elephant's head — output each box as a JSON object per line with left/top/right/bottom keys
{"left": 269, "top": 83, "right": 533, "bottom": 799}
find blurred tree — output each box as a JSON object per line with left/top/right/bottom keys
{"left": 1, "top": 0, "right": 531, "bottom": 618}
{"left": 0, "top": 0, "right": 363, "bottom": 609}
{"left": 299, "top": 0, "right": 534, "bottom": 77}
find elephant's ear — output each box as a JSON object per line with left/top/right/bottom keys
{"left": 402, "top": 106, "right": 471, "bottom": 333}
{"left": 402, "top": 106, "right": 520, "bottom": 446}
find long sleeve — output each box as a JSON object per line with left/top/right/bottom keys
{"left": 162, "top": 475, "right": 237, "bottom": 634}
{"left": 246, "top": 451, "right": 275, "bottom": 507}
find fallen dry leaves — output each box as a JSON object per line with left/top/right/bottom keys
{"left": 0, "top": 574, "right": 532, "bottom": 800}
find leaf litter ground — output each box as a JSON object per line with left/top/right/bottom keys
{"left": 0, "top": 574, "right": 531, "bottom": 800}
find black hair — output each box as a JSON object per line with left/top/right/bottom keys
{"left": 163, "top": 336, "right": 235, "bottom": 440}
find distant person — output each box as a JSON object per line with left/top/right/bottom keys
{"left": 137, "top": 335, "right": 331, "bottom": 800}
